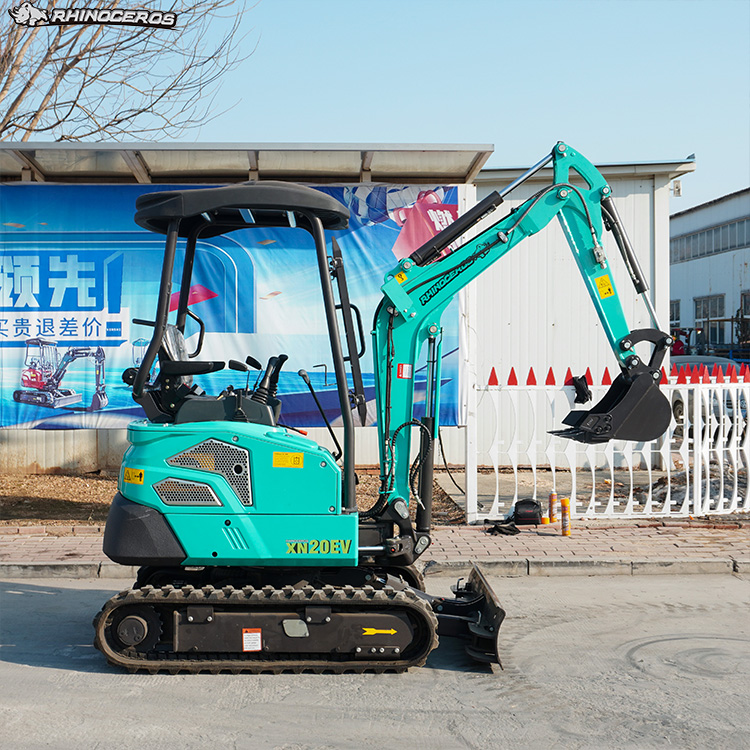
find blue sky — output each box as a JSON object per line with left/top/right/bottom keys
{"left": 197, "top": 0, "right": 750, "bottom": 211}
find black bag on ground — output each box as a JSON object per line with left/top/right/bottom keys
{"left": 512, "top": 499, "right": 543, "bottom": 525}
{"left": 485, "top": 519, "right": 520, "bottom": 536}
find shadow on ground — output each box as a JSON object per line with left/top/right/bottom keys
{"left": 0, "top": 580, "right": 118, "bottom": 673}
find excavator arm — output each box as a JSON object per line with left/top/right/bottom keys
{"left": 51, "top": 346, "right": 106, "bottom": 387}
{"left": 371, "top": 142, "right": 672, "bottom": 525}
{"left": 51, "top": 346, "right": 108, "bottom": 409}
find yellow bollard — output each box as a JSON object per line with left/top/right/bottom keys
{"left": 560, "top": 497, "right": 571, "bottom": 536}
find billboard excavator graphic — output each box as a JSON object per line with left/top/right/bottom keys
{"left": 14, "top": 338, "right": 108, "bottom": 411}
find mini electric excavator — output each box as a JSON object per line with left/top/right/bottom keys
{"left": 95, "top": 143, "right": 672, "bottom": 673}
{"left": 14, "top": 337, "right": 108, "bottom": 411}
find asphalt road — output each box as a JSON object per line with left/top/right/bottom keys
{"left": 1, "top": 573, "right": 749, "bottom": 750}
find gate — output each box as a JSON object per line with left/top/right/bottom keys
{"left": 464, "top": 365, "right": 750, "bottom": 522}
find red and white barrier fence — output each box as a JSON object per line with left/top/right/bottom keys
{"left": 466, "top": 364, "right": 750, "bottom": 522}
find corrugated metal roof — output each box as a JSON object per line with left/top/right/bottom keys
{"left": 0, "top": 142, "right": 494, "bottom": 185}
{"left": 477, "top": 156, "right": 696, "bottom": 183}
{"left": 670, "top": 186, "right": 750, "bottom": 218}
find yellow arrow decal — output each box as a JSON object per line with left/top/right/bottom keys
{"left": 362, "top": 628, "right": 397, "bottom": 636}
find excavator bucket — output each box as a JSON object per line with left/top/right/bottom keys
{"left": 552, "top": 370, "right": 671, "bottom": 444}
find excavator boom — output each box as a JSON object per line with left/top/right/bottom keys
{"left": 372, "top": 142, "right": 672, "bottom": 512}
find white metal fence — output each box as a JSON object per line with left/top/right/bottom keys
{"left": 465, "top": 369, "right": 750, "bottom": 522}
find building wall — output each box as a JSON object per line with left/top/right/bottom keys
{"left": 671, "top": 189, "right": 749, "bottom": 235}
{"left": 670, "top": 251, "right": 750, "bottom": 331}
{"left": 467, "top": 171, "right": 671, "bottom": 465}
{"left": 669, "top": 189, "right": 750, "bottom": 348}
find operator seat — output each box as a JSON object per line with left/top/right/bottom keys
{"left": 151, "top": 325, "right": 278, "bottom": 427}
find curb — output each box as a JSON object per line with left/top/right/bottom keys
{"left": 630, "top": 559, "right": 734, "bottom": 575}
{"left": 0, "top": 562, "right": 137, "bottom": 579}
{"left": 0, "top": 526, "right": 104, "bottom": 536}
{"left": 2, "top": 520, "right": 747, "bottom": 536}
{"left": 1, "top": 557, "right": 745, "bottom": 579}
{"left": 422, "top": 557, "right": 742, "bottom": 577}
{"left": 527, "top": 558, "right": 632, "bottom": 577}
{"left": 422, "top": 559, "right": 528, "bottom": 577}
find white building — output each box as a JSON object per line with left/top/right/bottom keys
{"left": 669, "top": 188, "right": 750, "bottom": 356}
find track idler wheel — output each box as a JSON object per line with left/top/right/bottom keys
{"left": 109, "top": 605, "right": 162, "bottom": 653}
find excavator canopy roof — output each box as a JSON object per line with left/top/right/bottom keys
{"left": 134, "top": 181, "right": 350, "bottom": 238}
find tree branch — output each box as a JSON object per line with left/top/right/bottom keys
{"left": 0, "top": 0, "right": 254, "bottom": 141}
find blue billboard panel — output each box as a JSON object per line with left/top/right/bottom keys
{"left": 0, "top": 183, "right": 460, "bottom": 430}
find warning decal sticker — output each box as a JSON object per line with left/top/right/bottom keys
{"left": 595, "top": 275, "right": 615, "bottom": 299}
{"left": 273, "top": 452, "right": 304, "bottom": 468}
{"left": 242, "top": 628, "right": 262, "bottom": 652}
{"left": 123, "top": 468, "right": 144, "bottom": 485}
{"left": 395, "top": 271, "right": 408, "bottom": 284}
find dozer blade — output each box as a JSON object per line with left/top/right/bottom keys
{"left": 432, "top": 562, "right": 506, "bottom": 666}
{"left": 463, "top": 563, "right": 506, "bottom": 664}
{"left": 551, "top": 370, "right": 671, "bottom": 444}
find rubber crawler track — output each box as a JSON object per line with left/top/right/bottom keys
{"left": 93, "top": 583, "right": 439, "bottom": 674}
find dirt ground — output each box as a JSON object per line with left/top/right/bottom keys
{"left": 0, "top": 471, "right": 465, "bottom": 529}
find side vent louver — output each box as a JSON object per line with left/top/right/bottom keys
{"left": 167, "top": 439, "right": 252, "bottom": 506}
{"left": 154, "top": 478, "right": 222, "bottom": 506}
{"left": 223, "top": 526, "right": 249, "bottom": 550}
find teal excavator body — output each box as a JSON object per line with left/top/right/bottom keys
{"left": 95, "top": 144, "right": 671, "bottom": 673}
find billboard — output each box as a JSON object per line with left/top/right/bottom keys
{"left": 0, "top": 182, "right": 461, "bottom": 430}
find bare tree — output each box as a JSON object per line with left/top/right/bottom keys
{"left": 0, "top": 0, "right": 254, "bottom": 141}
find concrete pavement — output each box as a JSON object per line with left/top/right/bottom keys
{"left": 2, "top": 575, "right": 750, "bottom": 749}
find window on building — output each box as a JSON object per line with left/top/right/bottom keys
{"left": 670, "top": 300, "right": 680, "bottom": 328}
{"left": 670, "top": 216, "right": 750, "bottom": 264}
{"left": 742, "top": 291, "right": 750, "bottom": 317}
{"left": 694, "top": 294, "right": 725, "bottom": 345}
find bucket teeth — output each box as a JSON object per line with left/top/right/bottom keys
{"left": 549, "top": 426, "right": 598, "bottom": 443}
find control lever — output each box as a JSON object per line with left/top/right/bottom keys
{"left": 250, "top": 356, "right": 278, "bottom": 405}
{"left": 226, "top": 360, "right": 258, "bottom": 418}
{"left": 298, "top": 369, "right": 342, "bottom": 460}
{"left": 244, "top": 356, "right": 263, "bottom": 393}
{"left": 268, "top": 354, "right": 289, "bottom": 398}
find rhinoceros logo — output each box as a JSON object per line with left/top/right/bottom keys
{"left": 8, "top": 1, "right": 49, "bottom": 26}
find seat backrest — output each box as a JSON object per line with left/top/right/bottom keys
{"left": 160, "top": 324, "right": 193, "bottom": 388}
